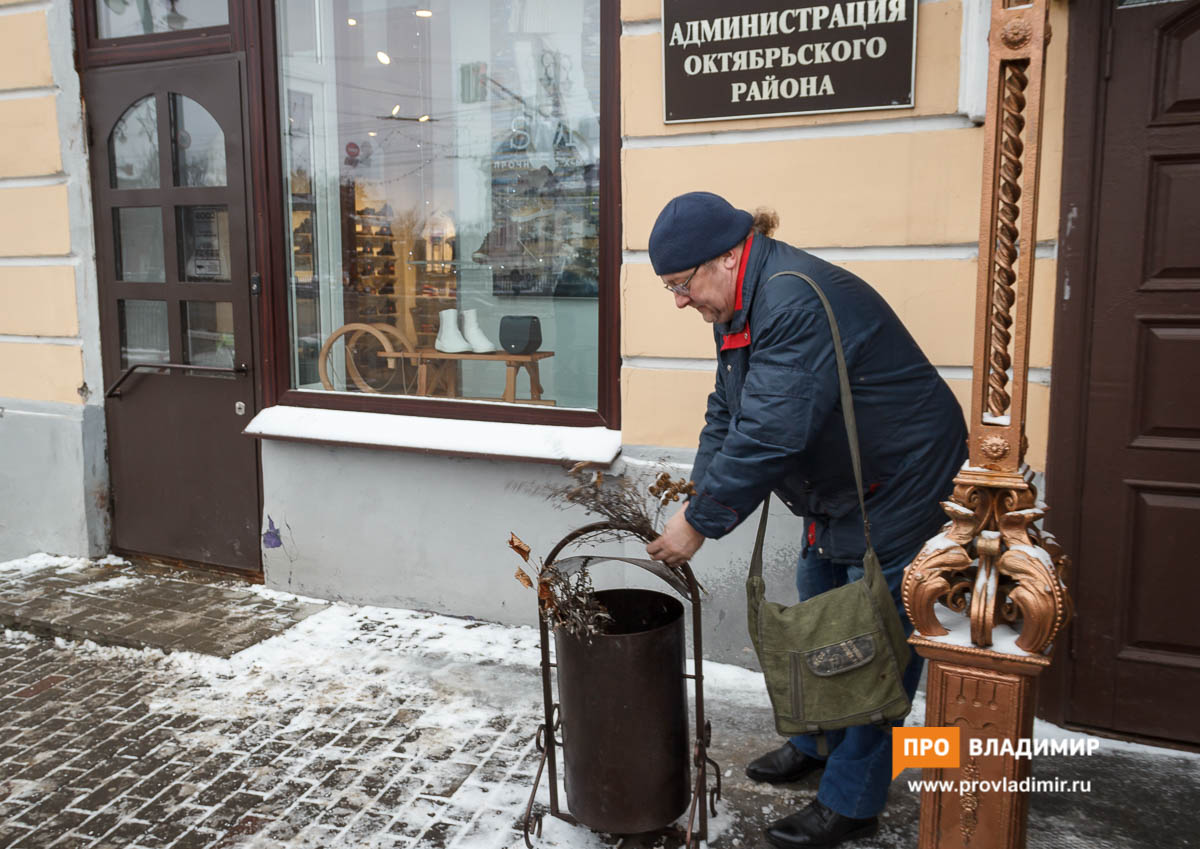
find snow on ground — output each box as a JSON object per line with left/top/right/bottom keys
{"left": 3, "top": 551, "right": 1195, "bottom": 848}
{"left": 42, "top": 600, "right": 735, "bottom": 847}
{"left": 74, "top": 574, "right": 143, "bottom": 593}
{"left": 0, "top": 552, "right": 129, "bottom": 576}
{"left": 0, "top": 553, "right": 94, "bottom": 575}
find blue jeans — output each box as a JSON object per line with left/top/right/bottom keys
{"left": 787, "top": 541, "right": 926, "bottom": 819}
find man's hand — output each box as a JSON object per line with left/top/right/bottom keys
{"left": 646, "top": 508, "right": 706, "bottom": 565}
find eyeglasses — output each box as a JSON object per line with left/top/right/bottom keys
{"left": 663, "top": 265, "right": 699, "bottom": 296}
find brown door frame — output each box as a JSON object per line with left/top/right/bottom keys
{"left": 72, "top": 0, "right": 236, "bottom": 71}
{"left": 240, "top": 0, "right": 286, "bottom": 413}
{"left": 1037, "top": 0, "right": 1109, "bottom": 725}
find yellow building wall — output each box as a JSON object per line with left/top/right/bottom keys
{"left": 0, "top": 8, "right": 83, "bottom": 403}
{"left": 619, "top": 0, "right": 1068, "bottom": 473}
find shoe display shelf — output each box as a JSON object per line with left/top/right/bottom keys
{"left": 289, "top": 200, "right": 316, "bottom": 287}
{"left": 313, "top": 199, "right": 423, "bottom": 395}
{"left": 408, "top": 259, "right": 470, "bottom": 351}
{"left": 348, "top": 211, "right": 399, "bottom": 297}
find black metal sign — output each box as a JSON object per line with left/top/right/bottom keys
{"left": 662, "top": 0, "right": 918, "bottom": 123}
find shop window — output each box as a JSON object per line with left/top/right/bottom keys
{"left": 95, "top": 0, "right": 229, "bottom": 40}
{"left": 276, "top": 0, "right": 603, "bottom": 413}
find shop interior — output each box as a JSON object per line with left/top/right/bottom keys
{"left": 279, "top": 0, "right": 601, "bottom": 410}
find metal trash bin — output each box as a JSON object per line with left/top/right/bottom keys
{"left": 553, "top": 588, "right": 690, "bottom": 834}
{"left": 521, "top": 545, "right": 720, "bottom": 848}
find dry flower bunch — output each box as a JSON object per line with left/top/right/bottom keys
{"left": 509, "top": 463, "right": 696, "bottom": 637}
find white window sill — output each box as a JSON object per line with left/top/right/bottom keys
{"left": 244, "top": 405, "right": 622, "bottom": 465}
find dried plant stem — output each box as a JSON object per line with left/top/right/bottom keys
{"left": 510, "top": 467, "right": 697, "bottom": 638}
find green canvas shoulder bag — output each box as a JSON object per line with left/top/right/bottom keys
{"left": 746, "top": 271, "right": 912, "bottom": 739}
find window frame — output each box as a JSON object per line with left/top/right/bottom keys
{"left": 72, "top": 0, "right": 237, "bottom": 71}
{"left": 254, "top": 0, "right": 622, "bottom": 430}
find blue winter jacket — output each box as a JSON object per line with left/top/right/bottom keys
{"left": 684, "top": 233, "right": 967, "bottom": 564}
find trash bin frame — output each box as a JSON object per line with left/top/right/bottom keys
{"left": 521, "top": 522, "right": 722, "bottom": 848}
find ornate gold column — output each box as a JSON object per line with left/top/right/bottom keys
{"left": 900, "top": 1, "right": 1072, "bottom": 847}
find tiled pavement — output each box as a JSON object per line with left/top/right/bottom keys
{"left": 0, "top": 557, "right": 325, "bottom": 657}
{"left": 0, "top": 556, "right": 1198, "bottom": 849}
{"left": 0, "top": 631, "right": 546, "bottom": 849}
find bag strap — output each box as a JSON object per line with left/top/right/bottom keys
{"left": 748, "top": 492, "right": 772, "bottom": 580}
{"left": 766, "top": 271, "right": 874, "bottom": 552}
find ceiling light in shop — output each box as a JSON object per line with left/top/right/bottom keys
{"left": 391, "top": 104, "right": 401, "bottom": 116}
{"left": 376, "top": 51, "right": 391, "bottom": 65}
{"left": 368, "top": 131, "right": 377, "bottom": 137}
{"left": 415, "top": 9, "right": 433, "bottom": 17}
{"left": 418, "top": 114, "right": 430, "bottom": 122}
{"left": 347, "top": 17, "right": 357, "bottom": 25}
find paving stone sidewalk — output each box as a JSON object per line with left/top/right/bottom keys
{"left": 0, "top": 555, "right": 326, "bottom": 657}
{"left": 0, "top": 555, "right": 1197, "bottom": 849}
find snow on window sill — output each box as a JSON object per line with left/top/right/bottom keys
{"left": 244, "top": 405, "right": 622, "bottom": 465}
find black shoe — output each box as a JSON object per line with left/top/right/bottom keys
{"left": 745, "top": 741, "right": 825, "bottom": 784}
{"left": 764, "top": 800, "right": 878, "bottom": 849}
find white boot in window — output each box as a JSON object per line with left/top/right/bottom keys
{"left": 461, "top": 308, "right": 496, "bottom": 353}
{"left": 435, "top": 308, "right": 471, "bottom": 353}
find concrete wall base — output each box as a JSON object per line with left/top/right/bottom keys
{"left": 260, "top": 440, "right": 802, "bottom": 668}
{"left": 0, "top": 398, "right": 108, "bottom": 560}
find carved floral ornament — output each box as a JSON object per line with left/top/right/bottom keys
{"left": 979, "top": 435, "right": 1011, "bottom": 461}
{"left": 901, "top": 477, "right": 1073, "bottom": 655}
{"left": 999, "top": 17, "right": 1032, "bottom": 50}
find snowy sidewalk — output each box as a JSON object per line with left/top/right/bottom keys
{"left": 0, "top": 555, "right": 1197, "bottom": 849}
{"left": 0, "top": 555, "right": 325, "bottom": 657}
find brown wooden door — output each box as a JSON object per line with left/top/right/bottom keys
{"left": 86, "top": 54, "right": 261, "bottom": 574}
{"left": 1066, "top": 0, "right": 1200, "bottom": 744}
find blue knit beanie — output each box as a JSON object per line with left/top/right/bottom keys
{"left": 648, "top": 191, "right": 754, "bottom": 275}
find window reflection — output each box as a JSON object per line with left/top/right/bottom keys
{"left": 109, "top": 96, "right": 160, "bottom": 190}
{"left": 96, "top": 0, "right": 229, "bottom": 39}
{"left": 171, "top": 94, "right": 227, "bottom": 187}
{"left": 277, "top": 0, "right": 601, "bottom": 410}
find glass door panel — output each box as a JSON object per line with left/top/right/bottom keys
{"left": 181, "top": 301, "right": 236, "bottom": 368}
{"left": 117, "top": 299, "right": 169, "bottom": 367}
{"left": 114, "top": 207, "right": 166, "bottom": 282}
{"left": 176, "top": 205, "right": 232, "bottom": 282}
{"left": 170, "top": 94, "right": 227, "bottom": 187}
{"left": 109, "top": 96, "right": 160, "bottom": 189}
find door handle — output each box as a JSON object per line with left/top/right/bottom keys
{"left": 105, "top": 363, "right": 248, "bottom": 398}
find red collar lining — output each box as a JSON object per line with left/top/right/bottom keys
{"left": 721, "top": 233, "right": 754, "bottom": 351}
